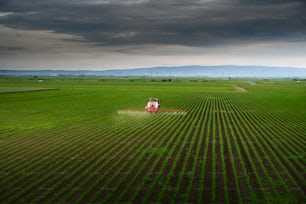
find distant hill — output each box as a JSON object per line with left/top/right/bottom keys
{"left": 1, "top": 65, "right": 306, "bottom": 78}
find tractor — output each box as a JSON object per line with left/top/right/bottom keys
{"left": 145, "top": 98, "right": 160, "bottom": 113}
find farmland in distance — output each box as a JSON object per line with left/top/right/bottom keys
{"left": 0, "top": 77, "right": 305, "bottom": 203}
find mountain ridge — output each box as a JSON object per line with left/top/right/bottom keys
{"left": 1, "top": 65, "right": 306, "bottom": 78}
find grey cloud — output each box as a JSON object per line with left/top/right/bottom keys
{"left": 0, "top": 0, "right": 305, "bottom": 47}
{"left": 0, "top": 46, "right": 24, "bottom": 51}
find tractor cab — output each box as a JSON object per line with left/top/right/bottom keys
{"left": 145, "top": 98, "right": 160, "bottom": 113}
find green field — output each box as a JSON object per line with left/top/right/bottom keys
{"left": 0, "top": 77, "right": 305, "bottom": 203}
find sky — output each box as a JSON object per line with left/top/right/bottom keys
{"left": 0, "top": 0, "right": 305, "bottom": 70}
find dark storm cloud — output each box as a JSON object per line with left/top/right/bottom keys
{"left": 0, "top": 0, "right": 305, "bottom": 47}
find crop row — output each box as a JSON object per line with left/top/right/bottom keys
{"left": 0, "top": 92, "right": 304, "bottom": 203}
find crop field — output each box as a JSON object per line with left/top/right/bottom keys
{"left": 0, "top": 77, "right": 305, "bottom": 203}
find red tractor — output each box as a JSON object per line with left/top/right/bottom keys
{"left": 145, "top": 98, "right": 160, "bottom": 113}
